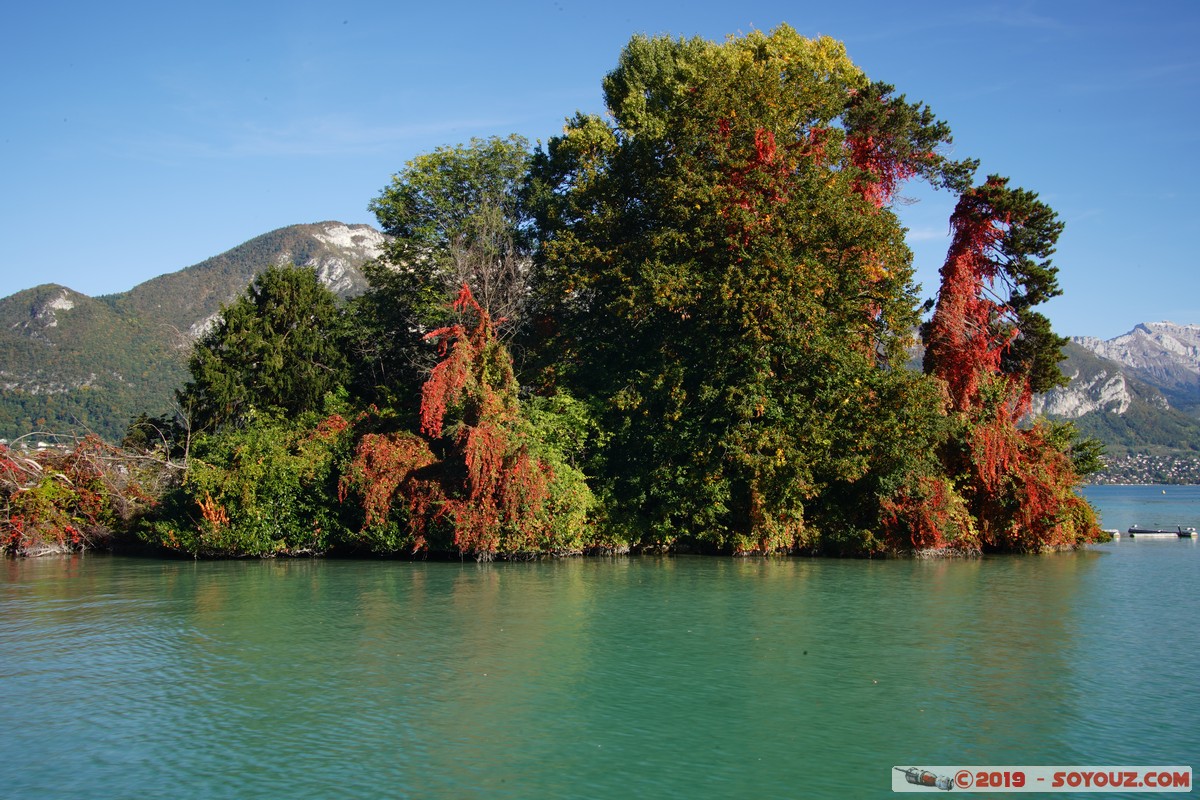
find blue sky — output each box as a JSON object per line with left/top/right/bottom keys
{"left": 2, "top": 1, "right": 1197, "bottom": 339}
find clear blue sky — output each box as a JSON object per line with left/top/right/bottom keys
{"left": 2, "top": 1, "right": 1197, "bottom": 339}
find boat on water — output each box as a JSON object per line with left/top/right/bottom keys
{"left": 1127, "top": 525, "right": 1197, "bottom": 538}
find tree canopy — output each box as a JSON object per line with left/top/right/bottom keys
{"left": 96, "top": 26, "right": 1102, "bottom": 559}
{"left": 923, "top": 175, "right": 1069, "bottom": 412}
{"left": 348, "top": 135, "right": 535, "bottom": 412}
{"left": 914, "top": 176, "right": 1097, "bottom": 552}
{"left": 524, "top": 26, "right": 981, "bottom": 552}
{"left": 178, "top": 264, "right": 347, "bottom": 433}
{"left": 367, "top": 134, "right": 533, "bottom": 328}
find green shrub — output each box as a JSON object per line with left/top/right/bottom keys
{"left": 143, "top": 409, "right": 354, "bottom": 557}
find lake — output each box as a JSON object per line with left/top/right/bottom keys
{"left": 1, "top": 486, "right": 1196, "bottom": 798}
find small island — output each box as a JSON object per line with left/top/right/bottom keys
{"left": 1, "top": 27, "right": 1104, "bottom": 560}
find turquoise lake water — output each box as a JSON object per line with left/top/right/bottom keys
{"left": 1, "top": 486, "right": 1197, "bottom": 798}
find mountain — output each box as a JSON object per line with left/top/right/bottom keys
{"left": 1030, "top": 324, "right": 1200, "bottom": 458}
{"left": 0, "top": 222, "right": 385, "bottom": 441}
{"left": 1072, "top": 322, "right": 1199, "bottom": 415}
{"left": 1032, "top": 341, "right": 1167, "bottom": 419}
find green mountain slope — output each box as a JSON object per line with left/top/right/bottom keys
{"left": 1033, "top": 341, "right": 1200, "bottom": 457}
{"left": 0, "top": 284, "right": 182, "bottom": 439}
{"left": 0, "top": 223, "right": 384, "bottom": 441}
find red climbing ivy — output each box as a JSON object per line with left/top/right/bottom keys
{"left": 880, "top": 474, "right": 978, "bottom": 552}
{"left": 924, "top": 177, "right": 1024, "bottom": 415}
{"left": 846, "top": 126, "right": 920, "bottom": 208}
{"left": 341, "top": 285, "right": 570, "bottom": 558}
{"left": 921, "top": 177, "right": 1101, "bottom": 551}
{"left": 843, "top": 81, "right": 976, "bottom": 208}
{"left": 339, "top": 430, "right": 441, "bottom": 553}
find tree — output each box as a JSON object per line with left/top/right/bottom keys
{"left": 348, "top": 135, "right": 534, "bottom": 411}
{"left": 178, "top": 264, "right": 347, "bottom": 432}
{"left": 142, "top": 409, "right": 355, "bottom": 557}
{"left": 919, "top": 176, "right": 1100, "bottom": 551}
{"left": 843, "top": 80, "right": 977, "bottom": 207}
{"left": 525, "top": 27, "right": 975, "bottom": 553}
{"left": 339, "top": 285, "right": 595, "bottom": 558}
{"left": 923, "top": 175, "right": 1068, "bottom": 414}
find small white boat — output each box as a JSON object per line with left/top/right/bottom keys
{"left": 1127, "top": 525, "right": 1197, "bottom": 538}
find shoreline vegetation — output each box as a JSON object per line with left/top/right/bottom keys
{"left": 3, "top": 27, "right": 1110, "bottom": 561}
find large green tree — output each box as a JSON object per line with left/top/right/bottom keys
{"left": 178, "top": 264, "right": 347, "bottom": 433}
{"left": 349, "top": 136, "right": 534, "bottom": 410}
{"left": 368, "top": 134, "right": 533, "bottom": 326}
{"left": 526, "top": 27, "right": 976, "bottom": 553}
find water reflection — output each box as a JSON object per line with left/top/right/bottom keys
{"left": 1, "top": 544, "right": 1195, "bottom": 799}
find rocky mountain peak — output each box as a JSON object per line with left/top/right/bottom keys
{"left": 281, "top": 222, "right": 387, "bottom": 296}
{"left": 0, "top": 222, "right": 390, "bottom": 439}
{"left": 1072, "top": 322, "right": 1200, "bottom": 413}
{"left": 1031, "top": 365, "right": 1132, "bottom": 419}
{"left": 4, "top": 285, "right": 85, "bottom": 338}
{"left": 311, "top": 222, "right": 386, "bottom": 255}
{"left": 1077, "top": 322, "right": 1200, "bottom": 369}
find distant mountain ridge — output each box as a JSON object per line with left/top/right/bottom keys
{"left": 1032, "top": 342, "right": 1165, "bottom": 419}
{"left": 0, "top": 223, "right": 1196, "bottom": 459}
{"left": 0, "top": 222, "right": 385, "bottom": 440}
{"left": 1072, "top": 322, "right": 1200, "bottom": 415}
{"left": 108, "top": 221, "right": 384, "bottom": 337}
{"left": 1028, "top": 322, "right": 1200, "bottom": 457}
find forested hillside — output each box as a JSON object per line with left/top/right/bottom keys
{"left": 0, "top": 223, "right": 383, "bottom": 440}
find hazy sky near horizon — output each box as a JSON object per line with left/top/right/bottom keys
{"left": 2, "top": 1, "right": 1197, "bottom": 339}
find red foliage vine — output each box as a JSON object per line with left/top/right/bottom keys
{"left": 420, "top": 285, "right": 481, "bottom": 437}
{"left": 341, "top": 285, "right": 556, "bottom": 557}
{"left": 922, "top": 179, "right": 1100, "bottom": 551}
{"left": 339, "top": 431, "right": 441, "bottom": 552}
{"left": 715, "top": 125, "right": 793, "bottom": 250}
{"left": 880, "top": 475, "right": 970, "bottom": 551}
{"left": 1, "top": 436, "right": 156, "bottom": 555}
{"left": 924, "top": 178, "right": 1024, "bottom": 414}
{"left": 311, "top": 413, "right": 350, "bottom": 440}
{"left": 847, "top": 132, "right": 920, "bottom": 208}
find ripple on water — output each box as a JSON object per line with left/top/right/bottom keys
{"left": 2, "top": 544, "right": 1198, "bottom": 798}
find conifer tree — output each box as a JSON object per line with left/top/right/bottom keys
{"left": 179, "top": 264, "right": 347, "bottom": 432}
{"left": 919, "top": 176, "right": 1100, "bottom": 551}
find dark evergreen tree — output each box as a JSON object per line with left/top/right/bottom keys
{"left": 915, "top": 176, "right": 1100, "bottom": 551}
{"left": 178, "top": 264, "right": 347, "bottom": 432}
{"left": 923, "top": 175, "right": 1069, "bottom": 411}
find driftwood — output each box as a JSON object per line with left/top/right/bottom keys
{"left": 1, "top": 431, "right": 183, "bottom": 556}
